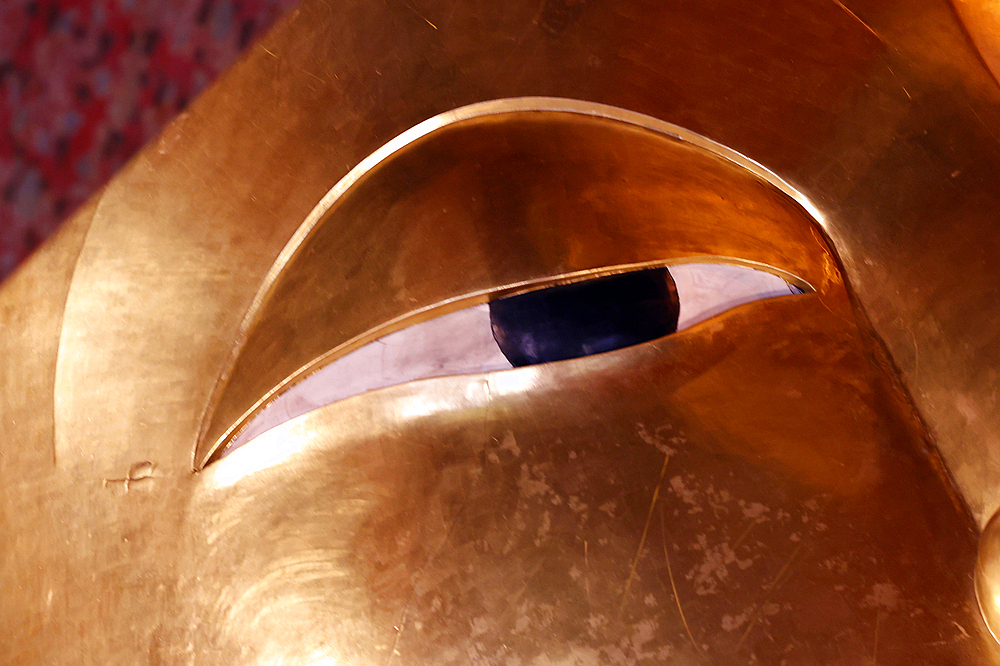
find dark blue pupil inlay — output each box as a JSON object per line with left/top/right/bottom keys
{"left": 489, "top": 267, "right": 680, "bottom": 367}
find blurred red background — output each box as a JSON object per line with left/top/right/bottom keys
{"left": 0, "top": 0, "right": 298, "bottom": 282}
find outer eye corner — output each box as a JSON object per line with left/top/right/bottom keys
{"left": 670, "top": 261, "right": 808, "bottom": 330}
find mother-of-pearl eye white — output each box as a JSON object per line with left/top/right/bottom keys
{"left": 228, "top": 304, "right": 513, "bottom": 451}
{"left": 222, "top": 263, "right": 803, "bottom": 456}
{"left": 669, "top": 263, "right": 801, "bottom": 330}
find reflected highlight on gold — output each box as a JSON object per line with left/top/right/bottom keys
{"left": 5, "top": 0, "right": 1000, "bottom": 662}
{"left": 979, "top": 512, "right": 1000, "bottom": 643}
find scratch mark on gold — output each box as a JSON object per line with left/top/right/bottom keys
{"left": 832, "top": 0, "right": 883, "bottom": 42}
{"left": 734, "top": 540, "right": 805, "bottom": 652}
{"left": 660, "top": 506, "right": 702, "bottom": 654}
{"left": 621, "top": 453, "right": 670, "bottom": 610}
{"left": 731, "top": 519, "right": 757, "bottom": 551}
{"left": 885, "top": 66, "right": 912, "bottom": 100}
{"left": 969, "top": 105, "right": 1000, "bottom": 145}
{"left": 300, "top": 67, "right": 325, "bottom": 83}
{"left": 952, "top": 620, "right": 971, "bottom": 639}
{"left": 873, "top": 610, "right": 881, "bottom": 665}
{"left": 817, "top": 293, "right": 854, "bottom": 328}
{"left": 261, "top": 46, "right": 278, "bottom": 58}
{"left": 385, "top": 494, "right": 474, "bottom": 665}
{"left": 402, "top": 2, "right": 438, "bottom": 29}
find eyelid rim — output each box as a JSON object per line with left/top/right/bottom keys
{"left": 194, "top": 97, "right": 836, "bottom": 470}
{"left": 211, "top": 270, "right": 814, "bottom": 471}
{"left": 205, "top": 257, "right": 811, "bottom": 466}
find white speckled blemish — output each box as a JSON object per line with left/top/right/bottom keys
{"left": 629, "top": 618, "right": 661, "bottom": 660}
{"left": 529, "top": 645, "right": 601, "bottom": 665}
{"left": 586, "top": 614, "right": 608, "bottom": 636}
{"left": 514, "top": 612, "right": 531, "bottom": 634}
{"left": 568, "top": 496, "right": 588, "bottom": 515}
{"left": 762, "top": 602, "right": 781, "bottom": 616}
{"left": 722, "top": 612, "right": 749, "bottom": 631}
{"left": 518, "top": 464, "right": 553, "bottom": 498}
{"left": 687, "top": 534, "right": 753, "bottom": 595}
{"left": 739, "top": 500, "right": 769, "bottom": 520}
{"left": 863, "top": 582, "right": 901, "bottom": 611}
{"left": 635, "top": 423, "right": 679, "bottom": 456}
{"left": 501, "top": 431, "right": 521, "bottom": 457}
{"left": 599, "top": 501, "right": 618, "bottom": 518}
{"left": 471, "top": 616, "right": 491, "bottom": 636}
{"left": 669, "top": 476, "right": 700, "bottom": 510}
{"left": 822, "top": 556, "right": 849, "bottom": 574}
{"left": 535, "top": 510, "right": 552, "bottom": 545}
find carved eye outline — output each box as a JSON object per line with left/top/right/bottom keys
{"left": 195, "top": 97, "right": 836, "bottom": 469}
{"left": 219, "top": 261, "right": 806, "bottom": 459}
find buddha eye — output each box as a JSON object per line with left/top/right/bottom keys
{"left": 220, "top": 263, "right": 805, "bottom": 457}
{"left": 489, "top": 267, "right": 680, "bottom": 367}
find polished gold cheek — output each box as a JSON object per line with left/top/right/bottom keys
{"left": 179, "top": 294, "right": 992, "bottom": 664}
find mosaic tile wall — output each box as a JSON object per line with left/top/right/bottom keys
{"left": 0, "top": 0, "right": 299, "bottom": 281}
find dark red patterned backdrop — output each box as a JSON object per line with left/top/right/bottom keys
{"left": 0, "top": 0, "right": 298, "bottom": 281}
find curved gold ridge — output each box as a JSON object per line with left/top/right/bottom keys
{"left": 196, "top": 99, "right": 834, "bottom": 468}
{"left": 250, "top": 97, "right": 828, "bottom": 315}
{"left": 230, "top": 97, "right": 826, "bottom": 351}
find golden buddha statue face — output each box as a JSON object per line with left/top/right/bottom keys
{"left": 156, "top": 103, "right": 987, "bottom": 664}
{"left": 6, "top": 1, "right": 1000, "bottom": 664}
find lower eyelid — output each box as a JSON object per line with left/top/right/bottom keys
{"left": 220, "top": 263, "right": 804, "bottom": 458}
